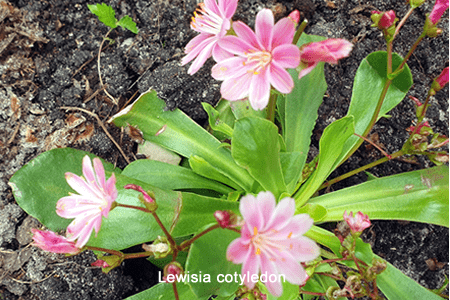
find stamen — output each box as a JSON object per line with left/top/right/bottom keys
{"left": 253, "top": 226, "right": 258, "bottom": 236}
{"left": 287, "top": 232, "right": 293, "bottom": 238}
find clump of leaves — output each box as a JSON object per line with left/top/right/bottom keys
{"left": 88, "top": 3, "right": 139, "bottom": 34}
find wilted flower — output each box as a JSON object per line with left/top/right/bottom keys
{"left": 227, "top": 191, "right": 320, "bottom": 296}
{"left": 297, "top": 39, "right": 353, "bottom": 79}
{"left": 91, "top": 259, "right": 110, "bottom": 268}
{"left": 428, "top": 0, "right": 449, "bottom": 24}
{"left": 31, "top": 229, "right": 81, "bottom": 254}
{"left": 181, "top": 0, "right": 238, "bottom": 74}
{"left": 343, "top": 211, "right": 371, "bottom": 234}
{"left": 212, "top": 9, "right": 300, "bottom": 110}
{"left": 56, "top": 155, "right": 117, "bottom": 248}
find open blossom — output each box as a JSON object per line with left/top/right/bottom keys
{"left": 56, "top": 156, "right": 117, "bottom": 248}
{"left": 227, "top": 191, "right": 320, "bottom": 297}
{"left": 343, "top": 211, "right": 371, "bottom": 234}
{"left": 298, "top": 39, "right": 353, "bottom": 79}
{"left": 31, "top": 229, "right": 80, "bottom": 254}
{"left": 429, "top": 0, "right": 449, "bottom": 24}
{"left": 212, "top": 9, "right": 300, "bottom": 110}
{"left": 181, "top": 0, "right": 238, "bottom": 75}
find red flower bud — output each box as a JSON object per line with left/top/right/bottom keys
{"left": 288, "top": 10, "right": 300, "bottom": 24}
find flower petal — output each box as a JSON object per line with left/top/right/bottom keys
{"left": 220, "top": 72, "right": 252, "bottom": 101}
{"left": 232, "top": 21, "right": 260, "bottom": 49}
{"left": 220, "top": 0, "right": 238, "bottom": 19}
{"left": 242, "top": 247, "right": 260, "bottom": 289}
{"left": 272, "top": 44, "right": 300, "bottom": 68}
{"left": 227, "top": 238, "right": 249, "bottom": 263}
{"left": 260, "top": 254, "right": 283, "bottom": 297}
{"left": 187, "top": 38, "right": 217, "bottom": 75}
{"left": 289, "top": 214, "right": 314, "bottom": 236}
{"left": 286, "top": 236, "right": 321, "bottom": 262}
{"left": 65, "top": 172, "right": 103, "bottom": 200}
{"left": 204, "top": 0, "right": 221, "bottom": 16}
{"left": 240, "top": 194, "right": 264, "bottom": 231}
{"left": 269, "top": 62, "right": 294, "bottom": 94}
{"left": 212, "top": 57, "right": 247, "bottom": 80}
{"left": 265, "top": 197, "right": 295, "bottom": 230}
{"left": 255, "top": 9, "right": 274, "bottom": 50}
{"left": 82, "top": 156, "right": 96, "bottom": 188}
{"left": 275, "top": 255, "right": 309, "bottom": 285}
{"left": 272, "top": 17, "right": 296, "bottom": 48}
{"left": 256, "top": 191, "right": 276, "bottom": 231}
{"left": 212, "top": 43, "right": 234, "bottom": 62}
{"left": 248, "top": 69, "right": 270, "bottom": 110}
{"left": 218, "top": 35, "right": 258, "bottom": 57}
{"left": 93, "top": 157, "right": 106, "bottom": 190}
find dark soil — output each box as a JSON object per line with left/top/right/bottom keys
{"left": 0, "top": 0, "right": 447, "bottom": 299}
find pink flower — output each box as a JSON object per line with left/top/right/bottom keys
{"left": 429, "top": 0, "right": 449, "bottom": 24}
{"left": 343, "top": 211, "right": 371, "bottom": 234}
{"left": 212, "top": 9, "right": 300, "bottom": 110}
{"left": 181, "top": 0, "right": 238, "bottom": 75}
{"left": 31, "top": 229, "right": 81, "bottom": 254}
{"left": 298, "top": 39, "right": 353, "bottom": 79}
{"left": 56, "top": 156, "right": 117, "bottom": 248}
{"left": 227, "top": 191, "right": 320, "bottom": 297}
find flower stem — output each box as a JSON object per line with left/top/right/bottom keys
{"left": 180, "top": 224, "right": 220, "bottom": 250}
{"left": 123, "top": 252, "right": 153, "bottom": 260}
{"left": 172, "top": 282, "right": 179, "bottom": 300}
{"left": 396, "top": 33, "right": 426, "bottom": 72}
{"left": 266, "top": 93, "right": 278, "bottom": 123}
{"left": 293, "top": 19, "right": 308, "bottom": 45}
{"left": 117, "top": 203, "right": 152, "bottom": 214}
{"left": 151, "top": 212, "right": 178, "bottom": 249}
{"left": 393, "top": 8, "right": 415, "bottom": 40}
{"left": 299, "top": 290, "right": 326, "bottom": 296}
{"left": 319, "top": 149, "right": 404, "bottom": 190}
{"left": 86, "top": 246, "right": 123, "bottom": 257}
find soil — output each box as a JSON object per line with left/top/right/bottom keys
{"left": 0, "top": 0, "right": 448, "bottom": 299}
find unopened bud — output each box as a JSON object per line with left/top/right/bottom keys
{"left": 124, "top": 184, "right": 158, "bottom": 212}
{"left": 431, "top": 67, "right": 449, "bottom": 93}
{"left": 371, "top": 10, "right": 396, "bottom": 30}
{"left": 343, "top": 211, "right": 371, "bottom": 235}
{"left": 214, "top": 210, "right": 242, "bottom": 228}
{"left": 163, "top": 262, "right": 183, "bottom": 283}
{"left": 288, "top": 10, "right": 300, "bottom": 24}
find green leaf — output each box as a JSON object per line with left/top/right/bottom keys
{"left": 189, "top": 155, "right": 242, "bottom": 190}
{"left": 232, "top": 116, "right": 287, "bottom": 198}
{"left": 185, "top": 227, "right": 241, "bottom": 298}
{"left": 229, "top": 98, "right": 267, "bottom": 120}
{"left": 280, "top": 152, "right": 307, "bottom": 194}
{"left": 122, "top": 159, "right": 233, "bottom": 194}
{"left": 110, "top": 89, "right": 254, "bottom": 192}
{"left": 294, "top": 116, "right": 355, "bottom": 209}
{"left": 333, "top": 51, "right": 413, "bottom": 168}
{"left": 308, "top": 166, "right": 449, "bottom": 227}
{"left": 296, "top": 203, "right": 327, "bottom": 223}
{"left": 263, "top": 280, "right": 300, "bottom": 300}
{"left": 202, "top": 102, "right": 234, "bottom": 138}
{"left": 87, "top": 3, "right": 118, "bottom": 29}
{"left": 284, "top": 34, "right": 327, "bottom": 154}
{"left": 117, "top": 15, "right": 139, "bottom": 34}
{"left": 124, "top": 282, "right": 199, "bottom": 300}
{"left": 9, "top": 148, "right": 240, "bottom": 250}
{"left": 377, "top": 260, "right": 444, "bottom": 300}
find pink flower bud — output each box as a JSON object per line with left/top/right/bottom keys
{"left": 163, "top": 262, "right": 183, "bottom": 283}
{"left": 379, "top": 10, "right": 396, "bottom": 29}
{"left": 429, "top": 0, "right": 449, "bottom": 24}
{"left": 288, "top": 10, "right": 300, "bottom": 24}
{"left": 435, "top": 67, "right": 449, "bottom": 89}
{"left": 91, "top": 259, "right": 110, "bottom": 268}
{"left": 31, "top": 229, "right": 81, "bottom": 254}
{"left": 343, "top": 211, "right": 371, "bottom": 234}
{"left": 408, "top": 95, "right": 423, "bottom": 107}
{"left": 214, "top": 210, "right": 231, "bottom": 228}
{"left": 124, "top": 184, "right": 155, "bottom": 203}
{"left": 298, "top": 39, "right": 353, "bottom": 79}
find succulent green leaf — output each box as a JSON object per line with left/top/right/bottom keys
{"left": 232, "top": 116, "right": 287, "bottom": 198}
{"left": 124, "top": 282, "right": 199, "bottom": 300}
{"left": 185, "top": 226, "right": 241, "bottom": 298}
{"left": 122, "top": 159, "right": 233, "bottom": 195}
{"left": 87, "top": 3, "right": 118, "bottom": 29}
{"left": 309, "top": 165, "right": 449, "bottom": 227}
{"left": 202, "top": 102, "right": 234, "bottom": 138}
{"left": 294, "top": 116, "right": 355, "bottom": 209}
{"left": 110, "top": 89, "right": 254, "bottom": 192}
{"left": 333, "top": 51, "right": 413, "bottom": 168}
